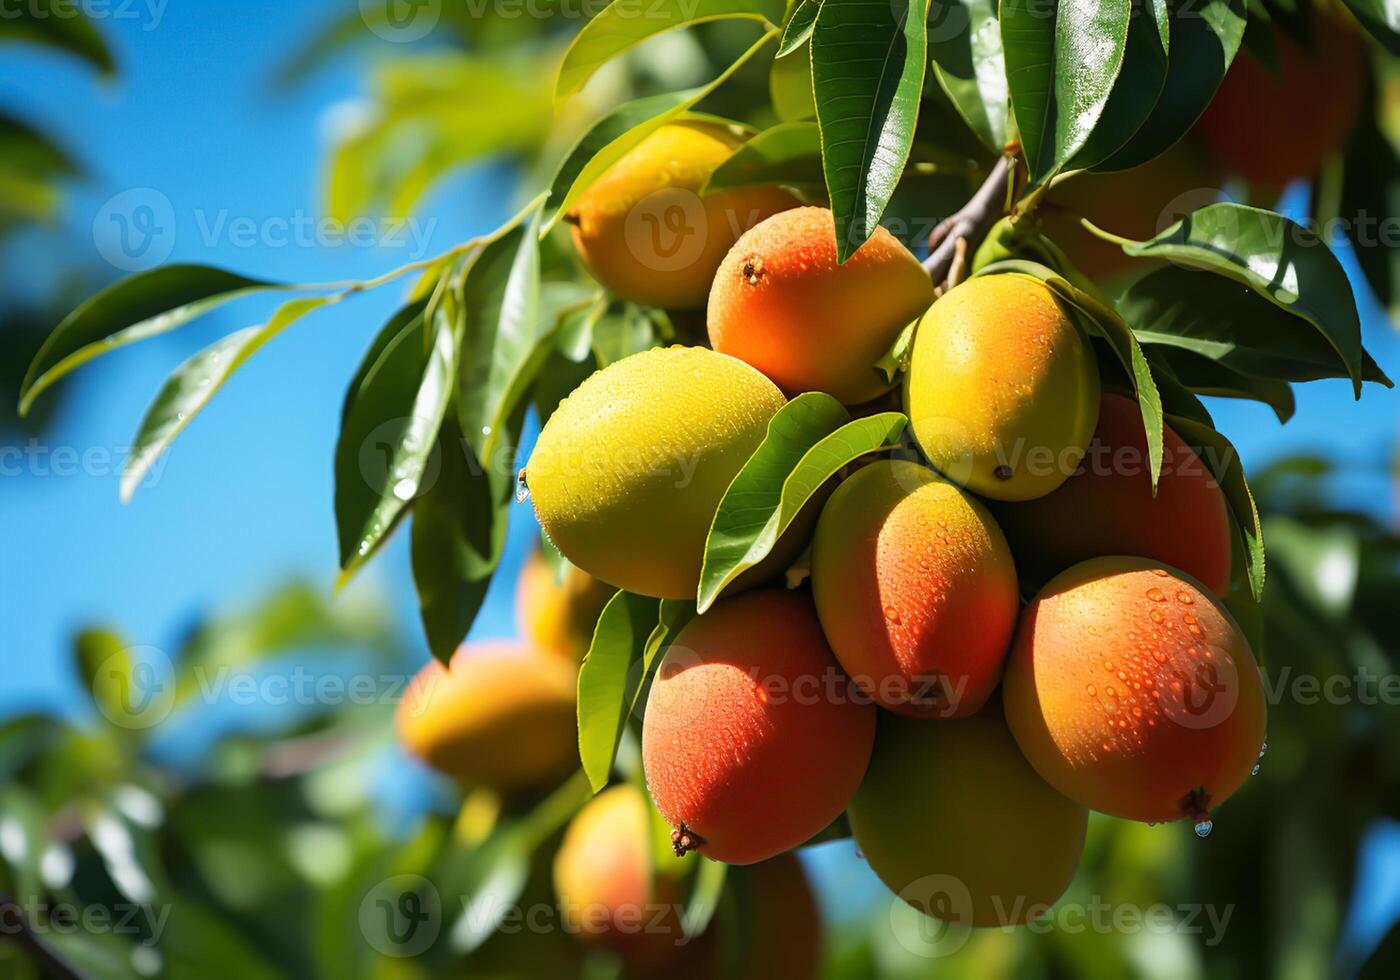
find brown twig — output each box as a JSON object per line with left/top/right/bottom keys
{"left": 922, "top": 154, "right": 1014, "bottom": 293}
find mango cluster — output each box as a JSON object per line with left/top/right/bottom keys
{"left": 468, "top": 125, "right": 1269, "bottom": 937}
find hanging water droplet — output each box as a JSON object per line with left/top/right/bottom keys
{"left": 1251, "top": 763, "right": 1261, "bottom": 776}
{"left": 1193, "top": 819, "right": 1214, "bottom": 838}
{"left": 481, "top": 425, "right": 492, "bottom": 436}
{"left": 515, "top": 469, "right": 530, "bottom": 504}
{"left": 1258, "top": 740, "right": 1268, "bottom": 758}
{"left": 392, "top": 478, "right": 416, "bottom": 500}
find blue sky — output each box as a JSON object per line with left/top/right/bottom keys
{"left": 2, "top": 0, "right": 1399, "bottom": 964}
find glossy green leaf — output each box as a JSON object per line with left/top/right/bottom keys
{"left": 976, "top": 259, "right": 1165, "bottom": 488}
{"left": 578, "top": 591, "right": 662, "bottom": 792}
{"left": 120, "top": 295, "right": 332, "bottom": 502}
{"left": 703, "top": 121, "right": 824, "bottom": 194}
{"left": 1150, "top": 345, "right": 1296, "bottom": 423}
{"left": 770, "top": 38, "right": 817, "bottom": 121}
{"left": 0, "top": 0, "right": 114, "bottom": 75}
{"left": 1166, "top": 413, "right": 1264, "bottom": 598}
{"left": 928, "top": 0, "right": 1009, "bottom": 153}
{"left": 698, "top": 395, "right": 907, "bottom": 610}
{"left": 683, "top": 858, "right": 729, "bottom": 938}
{"left": 1001, "top": 0, "right": 1131, "bottom": 183}
{"left": 19, "top": 265, "right": 274, "bottom": 416}
{"left": 542, "top": 31, "right": 777, "bottom": 232}
{"left": 334, "top": 303, "right": 456, "bottom": 579}
{"left": 1097, "top": 0, "right": 1246, "bottom": 172}
{"left": 556, "top": 0, "right": 784, "bottom": 103}
{"left": 1068, "top": 0, "right": 1171, "bottom": 169}
{"left": 592, "top": 305, "right": 666, "bottom": 365}
{"left": 811, "top": 0, "right": 928, "bottom": 260}
{"left": 1119, "top": 203, "right": 1377, "bottom": 394}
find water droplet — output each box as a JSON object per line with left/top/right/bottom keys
{"left": 1086, "top": 684, "right": 1097, "bottom": 696}
{"left": 1176, "top": 591, "right": 1195, "bottom": 604}
{"left": 1117, "top": 671, "right": 1127, "bottom": 681}
{"left": 1152, "top": 650, "right": 1167, "bottom": 664}
{"left": 1258, "top": 741, "right": 1268, "bottom": 758}
{"left": 515, "top": 469, "right": 530, "bottom": 504}
{"left": 1104, "top": 660, "right": 1114, "bottom": 671}
{"left": 481, "top": 425, "right": 492, "bottom": 436}
{"left": 1150, "top": 568, "right": 1169, "bottom": 577}
{"left": 392, "top": 478, "right": 417, "bottom": 500}
{"left": 1106, "top": 685, "right": 1116, "bottom": 697}
{"left": 1149, "top": 609, "right": 1164, "bottom": 624}
{"left": 1251, "top": 763, "right": 1261, "bottom": 776}
{"left": 1194, "top": 819, "right": 1213, "bottom": 838}
{"left": 1188, "top": 624, "right": 1203, "bottom": 636}
{"left": 1183, "top": 612, "right": 1198, "bottom": 625}
{"left": 883, "top": 605, "right": 901, "bottom": 624}
{"left": 1147, "top": 588, "right": 1166, "bottom": 602}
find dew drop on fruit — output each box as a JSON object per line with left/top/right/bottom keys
{"left": 1150, "top": 568, "right": 1169, "bottom": 577}
{"left": 1194, "top": 819, "right": 1214, "bottom": 838}
{"left": 1177, "top": 591, "right": 1195, "bottom": 605}
{"left": 883, "top": 605, "right": 901, "bottom": 625}
{"left": 1147, "top": 588, "right": 1166, "bottom": 602}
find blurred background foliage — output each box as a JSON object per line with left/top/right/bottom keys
{"left": 3, "top": 0, "right": 1400, "bottom": 978}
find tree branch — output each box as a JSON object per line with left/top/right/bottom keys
{"left": 922, "top": 154, "right": 1014, "bottom": 293}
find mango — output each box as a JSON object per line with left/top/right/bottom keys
{"left": 516, "top": 548, "right": 614, "bottom": 660}
{"left": 1003, "top": 557, "right": 1268, "bottom": 826}
{"left": 708, "top": 206, "right": 936, "bottom": 405}
{"left": 525, "top": 346, "right": 786, "bottom": 599}
{"left": 642, "top": 589, "right": 876, "bottom": 865}
{"left": 553, "top": 784, "right": 685, "bottom": 968}
{"left": 566, "top": 122, "right": 798, "bottom": 309}
{"left": 396, "top": 642, "right": 577, "bottom": 791}
{"left": 991, "top": 393, "right": 1233, "bottom": 594}
{"left": 811, "top": 459, "right": 1018, "bottom": 717}
{"left": 906, "top": 274, "right": 1100, "bottom": 501}
{"left": 848, "top": 707, "right": 1088, "bottom": 928}
{"left": 1193, "top": 13, "right": 1365, "bottom": 194}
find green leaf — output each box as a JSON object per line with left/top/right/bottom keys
{"left": 1166, "top": 413, "right": 1265, "bottom": 598}
{"left": 0, "top": 784, "right": 46, "bottom": 900}
{"left": 778, "top": 0, "right": 821, "bottom": 55}
{"left": 542, "top": 30, "right": 777, "bottom": 232}
{"left": 1001, "top": 0, "right": 1132, "bottom": 183}
{"left": 19, "top": 265, "right": 274, "bottom": 416}
{"left": 577, "top": 591, "right": 662, "bottom": 792}
{"left": 1068, "top": 0, "right": 1171, "bottom": 169}
{"left": 120, "top": 296, "right": 332, "bottom": 502}
{"left": 1097, "top": 0, "right": 1246, "bottom": 172}
{"left": 770, "top": 38, "right": 817, "bottom": 121}
{"left": 976, "top": 259, "right": 1165, "bottom": 488}
{"left": 683, "top": 858, "right": 729, "bottom": 938}
{"left": 812, "top": 0, "right": 928, "bottom": 260}
{"left": 592, "top": 305, "right": 664, "bottom": 365}
{"left": 334, "top": 303, "right": 457, "bottom": 580}
{"left": 1339, "top": 0, "right": 1400, "bottom": 56}
{"left": 1339, "top": 90, "right": 1400, "bottom": 318}
{"left": 1118, "top": 203, "right": 1377, "bottom": 394}
{"left": 1149, "top": 345, "right": 1296, "bottom": 423}
{"left": 928, "top": 0, "right": 1009, "bottom": 153}
{"left": 556, "top": 0, "right": 784, "bottom": 103}
{"left": 1117, "top": 264, "right": 1385, "bottom": 389}
{"left": 703, "top": 121, "right": 824, "bottom": 194}
{"left": 0, "top": 0, "right": 115, "bottom": 75}
{"left": 698, "top": 394, "right": 907, "bottom": 610}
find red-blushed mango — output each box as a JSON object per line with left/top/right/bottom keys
{"left": 1193, "top": 13, "right": 1366, "bottom": 194}
{"left": 395, "top": 642, "right": 577, "bottom": 791}
{"left": 707, "top": 206, "right": 936, "bottom": 405}
{"left": 516, "top": 548, "right": 614, "bottom": 660}
{"left": 524, "top": 346, "right": 786, "bottom": 600}
{"left": 991, "top": 393, "right": 1233, "bottom": 594}
{"left": 848, "top": 706, "right": 1088, "bottom": 929}
{"left": 906, "top": 274, "right": 1100, "bottom": 501}
{"left": 1003, "top": 557, "right": 1268, "bottom": 826}
{"left": 810, "top": 459, "right": 1018, "bottom": 717}
{"left": 642, "top": 589, "right": 876, "bottom": 865}
{"left": 552, "top": 784, "right": 686, "bottom": 969}
{"left": 566, "top": 122, "right": 798, "bottom": 309}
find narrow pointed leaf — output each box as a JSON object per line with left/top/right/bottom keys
{"left": 1069, "top": 0, "right": 1171, "bottom": 169}
{"left": 578, "top": 591, "right": 663, "bottom": 792}
{"left": 702, "top": 121, "right": 824, "bottom": 194}
{"left": 778, "top": 0, "right": 821, "bottom": 55}
{"left": 928, "top": 0, "right": 1009, "bottom": 153}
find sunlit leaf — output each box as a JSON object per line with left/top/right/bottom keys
{"left": 928, "top": 0, "right": 1009, "bottom": 153}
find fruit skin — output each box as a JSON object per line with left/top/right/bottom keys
{"left": 396, "top": 642, "right": 577, "bottom": 791}
{"left": 567, "top": 122, "right": 798, "bottom": 310}
{"left": 991, "top": 393, "right": 1233, "bottom": 595}
{"left": 553, "top": 784, "right": 685, "bottom": 968}
{"left": 1003, "top": 557, "right": 1268, "bottom": 824}
{"left": 707, "top": 206, "right": 937, "bottom": 405}
{"left": 526, "top": 346, "right": 786, "bottom": 600}
{"left": 1193, "top": 14, "right": 1366, "bottom": 194}
{"left": 810, "top": 459, "right": 1018, "bottom": 718}
{"left": 906, "top": 274, "right": 1100, "bottom": 501}
{"left": 848, "top": 706, "right": 1088, "bottom": 928}
{"left": 642, "top": 589, "right": 876, "bottom": 865}
{"left": 517, "top": 548, "right": 614, "bottom": 660}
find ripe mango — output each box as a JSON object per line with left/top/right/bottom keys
{"left": 525, "top": 346, "right": 786, "bottom": 599}
{"left": 906, "top": 274, "right": 1100, "bottom": 501}
{"left": 848, "top": 707, "right": 1088, "bottom": 928}
{"left": 516, "top": 548, "right": 614, "bottom": 660}
{"left": 708, "top": 206, "right": 936, "bottom": 405}
{"left": 991, "top": 393, "right": 1233, "bottom": 594}
{"left": 811, "top": 459, "right": 1018, "bottom": 717}
{"left": 642, "top": 589, "right": 876, "bottom": 865}
{"left": 553, "top": 784, "right": 685, "bottom": 968}
{"left": 1003, "top": 557, "right": 1268, "bottom": 825}
{"left": 566, "top": 122, "right": 797, "bottom": 309}
{"left": 396, "top": 642, "right": 577, "bottom": 791}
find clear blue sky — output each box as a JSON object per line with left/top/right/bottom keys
{"left": 2, "top": 0, "right": 1399, "bottom": 963}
